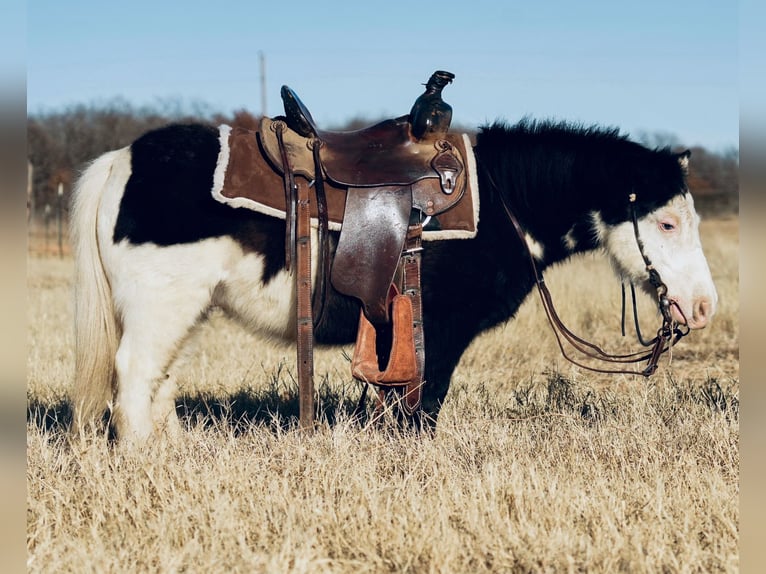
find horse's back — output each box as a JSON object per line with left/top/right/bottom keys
{"left": 114, "top": 123, "right": 247, "bottom": 246}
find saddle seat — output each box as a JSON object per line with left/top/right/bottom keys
{"left": 278, "top": 86, "right": 463, "bottom": 193}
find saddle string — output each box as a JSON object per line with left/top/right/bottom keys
{"left": 487, "top": 168, "right": 687, "bottom": 376}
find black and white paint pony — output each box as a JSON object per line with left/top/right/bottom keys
{"left": 70, "top": 119, "right": 717, "bottom": 441}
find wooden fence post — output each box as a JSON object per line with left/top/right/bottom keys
{"left": 57, "top": 182, "right": 64, "bottom": 258}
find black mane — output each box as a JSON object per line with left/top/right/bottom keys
{"left": 479, "top": 117, "right": 628, "bottom": 148}
{"left": 475, "top": 118, "right": 687, "bottom": 233}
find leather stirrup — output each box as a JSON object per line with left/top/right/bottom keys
{"left": 351, "top": 288, "right": 419, "bottom": 385}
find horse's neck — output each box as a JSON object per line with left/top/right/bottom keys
{"left": 484, "top": 156, "right": 607, "bottom": 268}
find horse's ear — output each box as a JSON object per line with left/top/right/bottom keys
{"left": 677, "top": 149, "right": 691, "bottom": 175}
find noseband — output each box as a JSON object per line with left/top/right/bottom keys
{"left": 497, "top": 188, "right": 689, "bottom": 376}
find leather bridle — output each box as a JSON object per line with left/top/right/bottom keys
{"left": 495, "top": 184, "right": 690, "bottom": 377}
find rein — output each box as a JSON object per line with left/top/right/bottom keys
{"left": 491, "top": 176, "right": 689, "bottom": 376}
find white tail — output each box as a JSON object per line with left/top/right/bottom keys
{"left": 70, "top": 150, "right": 123, "bottom": 431}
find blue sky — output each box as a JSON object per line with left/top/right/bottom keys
{"left": 27, "top": 0, "right": 739, "bottom": 151}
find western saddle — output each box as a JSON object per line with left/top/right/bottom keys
{"left": 255, "top": 71, "right": 469, "bottom": 426}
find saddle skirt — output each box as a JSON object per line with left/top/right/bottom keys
{"left": 211, "top": 124, "right": 480, "bottom": 241}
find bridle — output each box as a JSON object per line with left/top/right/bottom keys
{"left": 495, "top": 182, "right": 690, "bottom": 377}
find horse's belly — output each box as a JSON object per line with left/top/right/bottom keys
{"left": 216, "top": 250, "right": 297, "bottom": 341}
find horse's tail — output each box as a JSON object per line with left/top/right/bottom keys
{"left": 70, "top": 149, "right": 125, "bottom": 431}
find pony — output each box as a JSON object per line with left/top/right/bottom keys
{"left": 70, "top": 118, "right": 718, "bottom": 441}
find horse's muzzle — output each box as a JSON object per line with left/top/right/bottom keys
{"left": 672, "top": 296, "right": 715, "bottom": 329}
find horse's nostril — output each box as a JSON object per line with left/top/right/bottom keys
{"left": 694, "top": 298, "right": 713, "bottom": 327}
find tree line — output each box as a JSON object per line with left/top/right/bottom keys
{"left": 27, "top": 100, "right": 738, "bottom": 221}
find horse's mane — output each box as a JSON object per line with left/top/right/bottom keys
{"left": 474, "top": 118, "right": 684, "bottom": 219}
{"left": 479, "top": 117, "right": 629, "bottom": 146}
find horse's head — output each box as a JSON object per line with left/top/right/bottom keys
{"left": 595, "top": 152, "right": 718, "bottom": 330}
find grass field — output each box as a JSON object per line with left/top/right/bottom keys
{"left": 27, "top": 218, "right": 739, "bottom": 573}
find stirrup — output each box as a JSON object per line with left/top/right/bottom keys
{"left": 351, "top": 286, "right": 419, "bottom": 386}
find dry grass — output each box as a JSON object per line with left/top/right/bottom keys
{"left": 27, "top": 218, "right": 739, "bottom": 573}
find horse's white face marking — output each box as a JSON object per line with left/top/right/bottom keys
{"left": 525, "top": 232, "right": 545, "bottom": 261}
{"left": 597, "top": 193, "right": 717, "bottom": 329}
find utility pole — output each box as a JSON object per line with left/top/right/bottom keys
{"left": 259, "top": 51, "right": 267, "bottom": 118}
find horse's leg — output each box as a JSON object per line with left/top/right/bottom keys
{"left": 112, "top": 300, "right": 205, "bottom": 442}
{"left": 417, "top": 315, "right": 477, "bottom": 426}
{"left": 151, "top": 373, "right": 182, "bottom": 437}
{"left": 150, "top": 318, "right": 215, "bottom": 437}
{"left": 108, "top": 240, "right": 235, "bottom": 442}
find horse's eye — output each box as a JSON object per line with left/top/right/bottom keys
{"left": 659, "top": 221, "right": 676, "bottom": 232}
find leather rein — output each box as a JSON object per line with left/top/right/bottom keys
{"left": 493, "top": 179, "right": 690, "bottom": 376}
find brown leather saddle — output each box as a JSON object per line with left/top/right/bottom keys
{"left": 258, "top": 113, "right": 468, "bottom": 323}
{"left": 212, "top": 71, "right": 477, "bottom": 423}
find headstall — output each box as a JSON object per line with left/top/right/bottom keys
{"left": 495, "top": 182, "right": 689, "bottom": 376}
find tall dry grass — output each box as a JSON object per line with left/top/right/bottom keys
{"left": 27, "top": 218, "right": 738, "bottom": 573}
